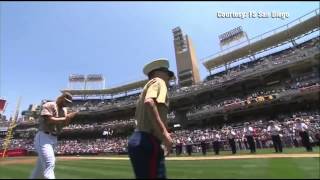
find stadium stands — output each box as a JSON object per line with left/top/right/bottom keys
{"left": 4, "top": 14, "right": 319, "bottom": 156}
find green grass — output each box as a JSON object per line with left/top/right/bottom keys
{"left": 0, "top": 147, "right": 319, "bottom": 179}
{"left": 0, "top": 158, "right": 319, "bottom": 179}
{"left": 167, "top": 146, "right": 320, "bottom": 157}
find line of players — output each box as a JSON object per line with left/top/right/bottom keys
{"left": 174, "top": 118, "right": 315, "bottom": 156}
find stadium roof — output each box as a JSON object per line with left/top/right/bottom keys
{"left": 61, "top": 79, "right": 148, "bottom": 96}
{"left": 203, "top": 8, "right": 320, "bottom": 71}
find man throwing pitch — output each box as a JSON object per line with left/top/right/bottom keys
{"left": 128, "top": 58, "right": 174, "bottom": 179}
{"left": 30, "top": 92, "right": 77, "bottom": 179}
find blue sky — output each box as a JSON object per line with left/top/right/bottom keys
{"left": 0, "top": 1, "right": 319, "bottom": 119}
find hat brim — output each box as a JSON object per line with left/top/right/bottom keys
{"left": 167, "top": 70, "right": 174, "bottom": 78}
{"left": 157, "top": 68, "right": 174, "bottom": 78}
{"left": 149, "top": 68, "right": 175, "bottom": 78}
{"left": 64, "top": 98, "right": 72, "bottom": 103}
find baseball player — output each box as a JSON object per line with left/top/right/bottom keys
{"left": 128, "top": 59, "right": 174, "bottom": 179}
{"left": 30, "top": 92, "right": 77, "bottom": 179}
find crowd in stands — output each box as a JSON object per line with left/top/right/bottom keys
{"left": 63, "top": 119, "right": 135, "bottom": 131}
{"left": 55, "top": 138, "right": 128, "bottom": 155}
{"left": 170, "top": 37, "right": 319, "bottom": 98}
{"left": 13, "top": 114, "right": 177, "bottom": 135}
{"left": 186, "top": 75, "right": 319, "bottom": 119}
{"left": 0, "top": 138, "right": 35, "bottom": 152}
{"left": 70, "top": 94, "right": 139, "bottom": 112}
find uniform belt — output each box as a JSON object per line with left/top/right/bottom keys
{"left": 44, "top": 131, "right": 57, "bottom": 136}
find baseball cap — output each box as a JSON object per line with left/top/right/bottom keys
{"left": 62, "top": 92, "right": 73, "bottom": 103}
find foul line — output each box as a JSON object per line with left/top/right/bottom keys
{"left": 58, "top": 153, "right": 320, "bottom": 161}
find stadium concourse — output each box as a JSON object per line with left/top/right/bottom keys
{"left": 1, "top": 35, "right": 319, "bottom": 157}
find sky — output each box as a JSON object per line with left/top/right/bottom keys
{"left": 0, "top": 1, "right": 319, "bottom": 119}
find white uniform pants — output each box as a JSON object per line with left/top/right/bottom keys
{"left": 30, "top": 131, "right": 57, "bottom": 179}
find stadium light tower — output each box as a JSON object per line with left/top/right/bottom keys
{"left": 218, "top": 26, "right": 256, "bottom": 75}
{"left": 85, "top": 74, "right": 105, "bottom": 90}
{"left": 172, "top": 27, "right": 201, "bottom": 87}
{"left": 68, "top": 74, "right": 86, "bottom": 90}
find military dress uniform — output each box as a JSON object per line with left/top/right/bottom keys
{"left": 227, "top": 127, "right": 237, "bottom": 154}
{"left": 186, "top": 137, "right": 193, "bottom": 156}
{"left": 212, "top": 131, "right": 221, "bottom": 155}
{"left": 267, "top": 121, "right": 283, "bottom": 153}
{"left": 294, "top": 119, "right": 313, "bottom": 152}
{"left": 176, "top": 139, "right": 182, "bottom": 156}
{"left": 200, "top": 136, "right": 207, "bottom": 155}
{"left": 175, "top": 139, "right": 182, "bottom": 156}
{"left": 244, "top": 122, "right": 256, "bottom": 153}
{"left": 128, "top": 59, "right": 174, "bottom": 179}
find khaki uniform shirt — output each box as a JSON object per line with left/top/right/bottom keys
{"left": 227, "top": 130, "right": 236, "bottom": 139}
{"left": 39, "top": 102, "right": 67, "bottom": 135}
{"left": 135, "top": 77, "right": 169, "bottom": 142}
{"left": 267, "top": 125, "right": 281, "bottom": 136}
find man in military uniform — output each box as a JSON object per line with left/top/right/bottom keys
{"left": 212, "top": 130, "right": 221, "bottom": 155}
{"left": 128, "top": 59, "right": 174, "bottom": 179}
{"left": 267, "top": 120, "right": 283, "bottom": 153}
{"left": 293, "top": 118, "right": 313, "bottom": 152}
{"left": 174, "top": 138, "right": 183, "bottom": 156}
{"left": 30, "top": 92, "right": 77, "bottom": 179}
{"left": 243, "top": 122, "right": 256, "bottom": 153}
{"left": 227, "top": 126, "right": 237, "bottom": 154}
{"left": 200, "top": 135, "right": 207, "bottom": 156}
{"left": 186, "top": 136, "right": 193, "bottom": 156}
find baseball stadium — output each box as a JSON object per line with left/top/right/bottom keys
{"left": 0, "top": 3, "right": 320, "bottom": 179}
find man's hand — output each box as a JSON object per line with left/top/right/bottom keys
{"left": 65, "top": 112, "right": 77, "bottom": 125}
{"left": 163, "top": 131, "right": 173, "bottom": 152}
{"left": 66, "top": 112, "right": 77, "bottom": 120}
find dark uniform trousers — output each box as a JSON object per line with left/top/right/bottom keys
{"left": 293, "top": 138, "right": 299, "bottom": 147}
{"left": 201, "top": 141, "right": 207, "bottom": 155}
{"left": 271, "top": 135, "right": 283, "bottom": 153}
{"left": 299, "top": 131, "right": 313, "bottom": 152}
{"left": 177, "top": 143, "right": 182, "bottom": 155}
{"left": 315, "top": 133, "right": 320, "bottom": 146}
{"left": 238, "top": 140, "right": 243, "bottom": 150}
{"left": 213, "top": 141, "right": 220, "bottom": 155}
{"left": 175, "top": 145, "right": 179, "bottom": 156}
{"left": 246, "top": 135, "right": 256, "bottom": 153}
{"left": 228, "top": 138, "right": 236, "bottom": 154}
{"left": 128, "top": 131, "right": 166, "bottom": 179}
{"left": 186, "top": 144, "right": 192, "bottom": 156}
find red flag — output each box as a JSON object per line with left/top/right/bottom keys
{"left": 0, "top": 99, "right": 6, "bottom": 112}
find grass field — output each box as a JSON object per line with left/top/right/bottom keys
{"left": 0, "top": 147, "right": 319, "bottom": 179}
